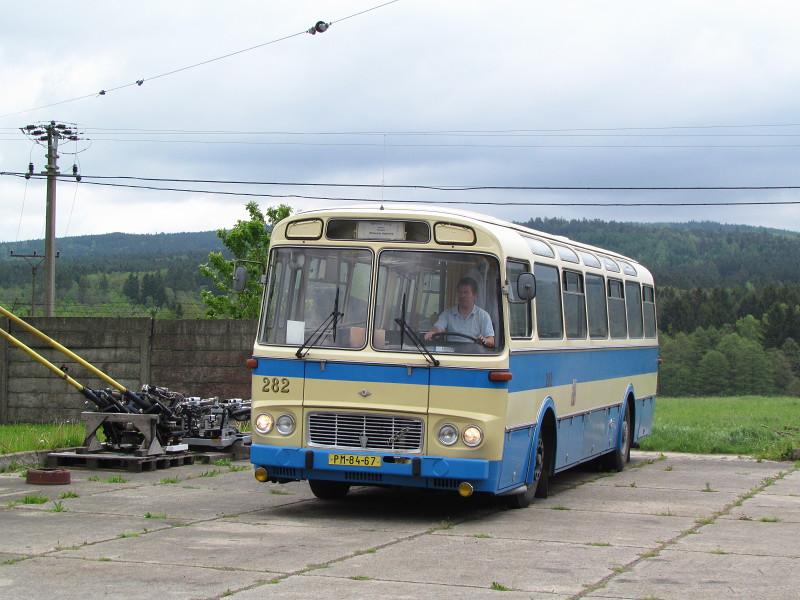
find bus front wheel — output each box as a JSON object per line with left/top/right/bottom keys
{"left": 309, "top": 480, "right": 350, "bottom": 500}
{"left": 506, "top": 434, "right": 549, "bottom": 509}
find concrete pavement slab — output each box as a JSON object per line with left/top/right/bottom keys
{"left": 586, "top": 548, "right": 799, "bottom": 599}
{"left": 228, "top": 485, "right": 497, "bottom": 534}
{"left": 724, "top": 493, "right": 800, "bottom": 524}
{"left": 437, "top": 506, "right": 695, "bottom": 548}
{"left": 0, "top": 508, "right": 176, "bottom": 554}
{"left": 13, "top": 480, "right": 301, "bottom": 520}
{"left": 0, "top": 555, "right": 269, "bottom": 600}
{"left": 590, "top": 457, "right": 785, "bottom": 493}
{"left": 231, "top": 573, "right": 568, "bottom": 599}
{"left": 535, "top": 480, "right": 739, "bottom": 517}
{"left": 674, "top": 517, "right": 800, "bottom": 558}
{"left": 63, "top": 518, "right": 411, "bottom": 574}
{"left": 321, "top": 532, "right": 640, "bottom": 596}
{"left": 762, "top": 469, "right": 800, "bottom": 496}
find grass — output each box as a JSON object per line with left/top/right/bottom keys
{"left": 158, "top": 477, "right": 180, "bottom": 485}
{"left": 198, "top": 469, "right": 221, "bottom": 478}
{"left": 22, "top": 495, "right": 49, "bottom": 505}
{"left": 58, "top": 491, "right": 79, "bottom": 499}
{"left": 490, "top": 581, "right": 511, "bottom": 591}
{"left": 639, "top": 396, "right": 800, "bottom": 460}
{"left": 117, "top": 531, "right": 140, "bottom": 539}
{"left": 0, "top": 423, "right": 86, "bottom": 455}
{"left": 105, "top": 475, "right": 128, "bottom": 484}
{"left": 144, "top": 512, "right": 166, "bottom": 519}
{"left": 48, "top": 501, "right": 66, "bottom": 513}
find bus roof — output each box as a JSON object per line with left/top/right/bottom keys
{"left": 293, "top": 204, "right": 648, "bottom": 273}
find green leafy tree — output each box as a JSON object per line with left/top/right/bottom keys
{"left": 696, "top": 350, "right": 731, "bottom": 396}
{"left": 199, "top": 202, "right": 291, "bottom": 319}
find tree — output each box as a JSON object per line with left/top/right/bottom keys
{"left": 122, "top": 273, "right": 140, "bottom": 303}
{"left": 199, "top": 202, "right": 291, "bottom": 319}
{"left": 696, "top": 350, "right": 731, "bottom": 396}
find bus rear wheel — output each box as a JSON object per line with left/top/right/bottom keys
{"left": 309, "top": 480, "right": 350, "bottom": 500}
{"left": 506, "top": 434, "right": 549, "bottom": 509}
{"left": 603, "top": 403, "right": 632, "bottom": 472}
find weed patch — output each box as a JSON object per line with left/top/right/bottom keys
{"left": 490, "top": 581, "right": 511, "bottom": 591}
{"left": 22, "top": 495, "right": 48, "bottom": 505}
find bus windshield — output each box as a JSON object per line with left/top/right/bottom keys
{"left": 260, "top": 247, "right": 372, "bottom": 349}
{"left": 373, "top": 251, "right": 503, "bottom": 354}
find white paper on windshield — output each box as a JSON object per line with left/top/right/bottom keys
{"left": 286, "top": 320, "right": 305, "bottom": 345}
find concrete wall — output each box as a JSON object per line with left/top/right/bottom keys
{"left": 0, "top": 317, "right": 257, "bottom": 423}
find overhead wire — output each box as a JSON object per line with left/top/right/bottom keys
{"left": 2, "top": 172, "right": 799, "bottom": 207}
{"left": 0, "top": 0, "right": 404, "bottom": 120}
{"left": 4, "top": 172, "right": 800, "bottom": 192}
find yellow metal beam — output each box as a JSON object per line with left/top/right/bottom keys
{"left": 0, "top": 326, "right": 86, "bottom": 393}
{"left": 0, "top": 304, "right": 128, "bottom": 392}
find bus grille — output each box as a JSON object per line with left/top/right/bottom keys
{"left": 308, "top": 412, "right": 424, "bottom": 452}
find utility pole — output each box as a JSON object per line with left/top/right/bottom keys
{"left": 9, "top": 250, "right": 48, "bottom": 316}
{"left": 20, "top": 122, "right": 82, "bottom": 317}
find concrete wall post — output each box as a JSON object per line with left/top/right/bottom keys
{"left": 0, "top": 316, "right": 8, "bottom": 424}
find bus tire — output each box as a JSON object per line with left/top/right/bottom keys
{"left": 506, "top": 433, "right": 548, "bottom": 509}
{"left": 604, "top": 402, "right": 632, "bottom": 472}
{"left": 309, "top": 480, "right": 350, "bottom": 500}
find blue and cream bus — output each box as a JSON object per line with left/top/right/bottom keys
{"left": 248, "top": 206, "right": 658, "bottom": 507}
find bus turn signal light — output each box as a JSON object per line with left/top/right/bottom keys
{"left": 246, "top": 358, "right": 258, "bottom": 369}
{"left": 254, "top": 467, "right": 268, "bottom": 482}
{"left": 488, "top": 371, "right": 512, "bottom": 382}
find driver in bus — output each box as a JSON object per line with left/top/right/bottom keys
{"left": 424, "top": 277, "right": 495, "bottom": 348}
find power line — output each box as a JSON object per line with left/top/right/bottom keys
{"left": 0, "top": 0, "right": 403, "bottom": 120}
{"left": 4, "top": 172, "right": 800, "bottom": 192}
{"left": 26, "top": 137, "right": 800, "bottom": 150}
{"left": 2, "top": 173, "right": 799, "bottom": 207}
{"left": 7, "top": 119, "right": 800, "bottom": 135}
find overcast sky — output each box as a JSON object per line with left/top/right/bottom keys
{"left": 2, "top": 0, "right": 800, "bottom": 243}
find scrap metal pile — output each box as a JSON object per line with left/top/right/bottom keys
{"left": 0, "top": 304, "right": 251, "bottom": 457}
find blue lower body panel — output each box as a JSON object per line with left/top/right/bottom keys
{"left": 251, "top": 444, "right": 503, "bottom": 493}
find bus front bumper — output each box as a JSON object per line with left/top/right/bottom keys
{"left": 251, "top": 443, "right": 502, "bottom": 493}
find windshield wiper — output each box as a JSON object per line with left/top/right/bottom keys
{"left": 295, "top": 287, "right": 343, "bottom": 359}
{"left": 394, "top": 293, "right": 439, "bottom": 367}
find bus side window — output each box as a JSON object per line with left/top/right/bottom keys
{"left": 625, "top": 281, "right": 644, "bottom": 339}
{"left": 562, "top": 270, "right": 587, "bottom": 339}
{"left": 586, "top": 273, "right": 608, "bottom": 339}
{"left": 507, "top": 259, "right": 532, "bottom": 338}
{"left": 608, "top": 279, "right": 627, "bottom": 339}
{"left": 534, "top": 263, "right": 563, "bottom": 339}
{"left": 642, "top": 285, "right": 657, "bottom": 338}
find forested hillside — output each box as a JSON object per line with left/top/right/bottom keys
{"left": 0, "top": 231, "right": 224, "bottom": 318}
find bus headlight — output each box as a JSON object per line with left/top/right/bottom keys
{"left": 255, "top": 413, "right": 274, "bottom": 434}
{"left": 276, "top": 414, "right": 295, "bottom": 435}
{"left": 438, "top": 424, "right": 459, "bottom": 446}
{"left": 462, "top": 425, "right": 483, "bottom": 447}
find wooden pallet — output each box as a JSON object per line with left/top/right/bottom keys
{"left": 45, "top": 450, "right": 195, "bottom": 473}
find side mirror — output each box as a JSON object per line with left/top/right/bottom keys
{"left": 232, "top": 265, "right": 248, "bottom": 292}
{"left": 516, "top": 272, "right": 536, "bottom": 302}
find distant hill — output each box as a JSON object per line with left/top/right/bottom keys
{"left": 0, "top": 231, "right": 223, "bottom": 261}
{"left": 2, "top": 219, "right": 799, "bottom": 293}
{"left": 518, "top": 219, "right": 800, "bottom": 288}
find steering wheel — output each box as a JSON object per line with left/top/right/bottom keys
{"left": 430, "top": 331, "right": 482, "bottom": 344}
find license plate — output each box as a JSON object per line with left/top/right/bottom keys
{"left": 328, "top": 454, "right": 382, "bottom": 467}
